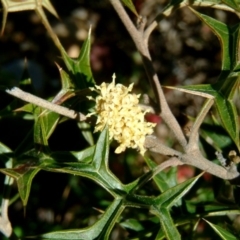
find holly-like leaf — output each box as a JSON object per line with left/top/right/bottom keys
{"left": 151, "top": 174, "right": 202, "bottom": 239}
{"left": 18, "top": 104, "right": 59, "bottom": 147}
{"left": 41, "top": 126, "right": 124, "bottom": 197}
{"left": 51, "top": 66, "right": 76, "bottom": 105}
{"left": 153, "top": 173, "right": 202, "bottom": 208}
{"left": 125, "top": 174, "right": 202, "bottom": 239}
{"left": 0, "top": 161, "right": 41, "bottom": 206}
{"left": 190, "top": 12, "right": 240, "bottom": 137}
{"left": 61, "top": 29, "right": 95, "bottom": 89}
{"left": 15, "top": 65, "right": 86, "bottom": 148}
{"left": 0, "top": 0, "right": 58, "bottom": 34}
{"left": 190, "top": 9, "right": 240, "bottom": 79}
{"left": 39, "top": 198, "right": 124, "bottom": 239}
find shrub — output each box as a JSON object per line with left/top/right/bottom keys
{"left": 0, "top": 0, "right": 240, "bottom": 239}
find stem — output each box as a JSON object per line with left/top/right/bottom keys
{"left": 146, "top": 138, "right": 240, "bottom": 180}
{"left": 145, "top": 135, "right": 181, "bottom": 157}
{"left": 182, "top": 151, "right": 239, "bottom": 180}
{"left": 144, "top": 21, "right": 157, "bottom": 43}
{"left": 187, "top": 99, "right": 214, "bottom": 152}
{"left": 6, "top": 87, "right": 87, "bottom": 121}
{"left": 151, "top": 157, "right": 183, "bottom": 179}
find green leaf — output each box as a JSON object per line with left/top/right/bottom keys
{"left": 31, "top": 66, "right": 84, "bottom": 146}
{"left": 126, "top": 175, "right": 202, "bottom": 239}
{"left": 41, "top": 126, "right": 124, "bottom": 197}
{"left": 214, "top": 72, "right": 240, "bottom": 101}
{"left": 0, "top": 142, "right": 13, "bottom": 169}
{"left": 145, "top": 157, "right": 177, "bottom": 192}
{"left": 125, "top": 159, "right": 178, "bottom": 194}
{"left": 200, "top": 122, "right": 233, "bottom": 151}
{"left": 0, "top": 97, "right": 31, "bottom": 119}
{"left": 154, "top": 173, "right": 203, "bottom": 209}
{"left": 39, "top": 198, "right": 124, "bottom": 240}
{"left": 0, "top": 142, "right": 12, "bottom": 154}
{"left": 51, "top": 66, "right": 76, "bottom": 104}
{"left": 70, "top": 145, "right": 95, "bottom": 162}
{"left": 50, "top": 145, "right": 95, "bottom": 164}
{"left": 150, "top": 174, "right": 202, "bottom": 239}
{"left": 16, "top": 66, "right": 82, "bottom": 148}
{"left": 190, "top": 9, "right": 240, "bottom": 78}
{"left": 170, "top": 83, "right": 240, "bottom": 149}
{"left": 120, "top": 218, "right": 144, "bottom": 231}
{"left": 0, "top": 162, "right": 41, "bottom": 206}
{"left": 214, "top": 93, "right": 239, "bottom": 147}
{"left": 200, "top": 13, "right": 231, "bottom": 72}
{"left": 75, "top": 31, "right": 95, "bottom": 87}
{"left": 0, "top": 149, "right": 55, "bottom": 207}
{"left": 42, "top": 0, "right": 59, "bottom": 18}
{"left": 61, "top": 29, "right": 95, "bottom": 89}
{"left": 221, "top": 0, "right": 240, "bottom": 11}
{"left": 35, "top": 111, "right": 60, "bottom": 146}
{"left": 78, "top": 122, "right": 94, "bottom": 146}
{"left": 121, "top": 0, "right": 139, "bottom": 16}
{"left": 16, "top": 103, "right": 60, "bottom": 148}
{"left": 154, "top": 207, "right": 181, "bottom": 240}
{"left": 204, "top": 219, "right": 238, "bottom": 240}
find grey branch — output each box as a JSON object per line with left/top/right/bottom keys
{"left": 145, "top": 136, "right": 240, "bottom": 180}
{"left": 6, "top": 87, "right": 87, "bottom": 122}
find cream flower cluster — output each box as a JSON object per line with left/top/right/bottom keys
{"left": 88, "top": 74, "right": 156, "bottom": 155}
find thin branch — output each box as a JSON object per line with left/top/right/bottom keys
{"left": 187, "top": 99, "right": 214, "bottom": 152}
{"left": 144, "top": 20, "right": 157, "bottom": 43}
{"left": 6, "top": 87, "right": 87, "bottom": 121}
{"left": 182, "top": 151, "right": 239, "bottom": 180}
{"left": 109, "top": 0, "right": 144, "bottom": 52}
{"left": 145, "top": 135, "right": 181, "bottom": 157}
{"left": 146, "top": 138, "right": 240, "bottom": 180}
{"left": 146, "top": 134, "right": 240, "bottom": 180}
{"left": 151, "top": 157, "right": 183, "bottom": 179}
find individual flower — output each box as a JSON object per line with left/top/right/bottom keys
{"left": 87, "top": 74, "right": 156, "bottom": 155}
